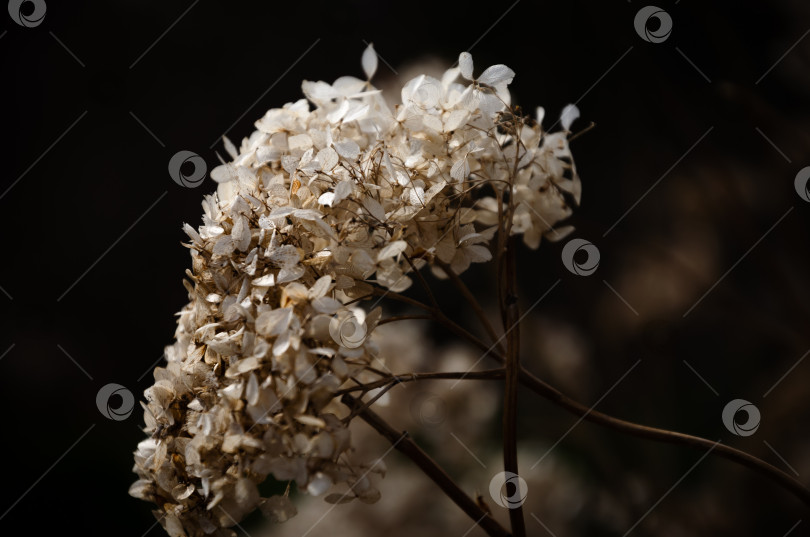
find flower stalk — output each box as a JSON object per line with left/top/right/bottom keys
{"left": 341, "top": 394, "right": 511, "bottom": 537}
{"left": 502, "top": 237, "right": 526, "bottom": 537}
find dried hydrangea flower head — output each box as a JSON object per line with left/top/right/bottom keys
{"left": 129, "top": 45, "right": 581, "bottom": 537}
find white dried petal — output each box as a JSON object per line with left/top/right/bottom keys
{"left": 477, "top": 64, "right": 515, "bottom": 87}
{"left": 255, "top": 308, "right": 293, "bottom": 337}
{"left": 318, "top": 192, "right": 336, "bottom": 207}
{"left": 295, "top": 415, "right": 326, "bottom": 428}
{"left": 377, "top": 240, "right": 407, "bottom": 262}
{"left": 289, "top": 134, "right": 312, "bottom": 152}
{"left": 222, "top": 382, "right": 243, "bottom": 400}
{"left": 232, "top": 215, "right": 251, "bottom": 252}
{"left": 363, "top": 198, "right": 386, "bottom": 222}
{"left": 362, "top": 42, "right": 378, "bottom": 79}
{"left": 560, "top": 103, "right": 580, "bottom": 131}
{"left": 211, "top": 164, "right": 236, "bottom": 183}
{"left": 312, "top": 296, "right": 342, "bottom": 314}
{"left": 343, "top": 103, "right": 370, "bottom": 123}
{"left": 450, "top": 157, "right": 470, "bottom": 182}
{"left": 316, "top": 147, "right": 338, "bottom": 171}
{"left": 246, "top": 372, "right": 260, "bottom": 406}
{"left": 444, "top": 109, "right": 470, "bottom": 132}
{"left": 308, "top": 275, "right": 332, "bottom": 300}
{"left": 459, "top": 52, "right": 474, "bottom": 80}
{"left": 223, "top": 136, "right": 238, "bottom": 159}
{"left": 277, "top": 265, "right": 305, "bottom": 283}
{"left": 332, "top": 180, "right": 353, "bottom": 206}
{"left": 334, "top": 139, "right": 360, "bottom": 160}
{"left": 252, "top": 273, "right": 275, "bottom": 287}
{"left": 268, "top": 245, "right": 300, "bottom": 268}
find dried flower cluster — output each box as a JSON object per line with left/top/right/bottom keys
{"left": 130, "top": 45, "right": 581, "bottom": 537}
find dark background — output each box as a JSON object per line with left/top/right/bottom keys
{"left": 1, "top": 0, "right": 809, "bottom": 535}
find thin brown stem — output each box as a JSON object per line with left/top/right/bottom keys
{"left": 406, "top": 304, "right": 810, "bottom": 507}
{"left": 502, "top": 237, "right": 526, "bottom": 537}
{"left": 494, "top": 187, "right": 507, "bottom": 331}
{"left": 344, "top": 293, "right": 374, "bottom": 307}
{"left": 403, "top": 254, "right": 441, "bottom": 311}
{"left": 434, "top": 259, "right": 503, "bottom": 352}
{"left": 518, "top": 367, "right": 810, "bottom": 508}
{"left": 568, "top": 121, "right": 596, "bottom": 143}
{"left": 342, "top": 382, "right": 398, "bottom": 423}
{"left": 370, "top": 285, "right": 498, "bottom": 358}
{"left": 367, "top": 266, "right": 810, "bottom": 508}
{"left": 334, "top": 369, "right": 506, "bottom": 396}
{"left": 369, "top": 287, "right": 434, "bottom": 312}
{"left": 341, "top": 394, "right": 511, "bottom": 537}
{"left": 378, "top": 314, "right": 432, "bottom": 326}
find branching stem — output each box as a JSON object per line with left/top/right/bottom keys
{"left": 430, "top": 263, "right": 810, "bottom": 509}
{"left": 364, "top": 261, "right": 810, "bottom": 509}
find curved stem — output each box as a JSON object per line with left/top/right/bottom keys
{"left": 368, "top": 267, "right": 810, "bottom": 507}
{"left": 411, "top": 271, "right": 810, "bottom": 508}
{"left": 341, "top": 394, "right": 512, "bottom": 537}
{"left": 518, "top": 367, "right": 810, "bottom": 507}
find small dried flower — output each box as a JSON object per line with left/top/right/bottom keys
{"left": 130, "top": 45, "right": 580, "bottom": 537}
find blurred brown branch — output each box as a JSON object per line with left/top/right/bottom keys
{"left": 341, "top": 394, "right": 512, "bottom": 537}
